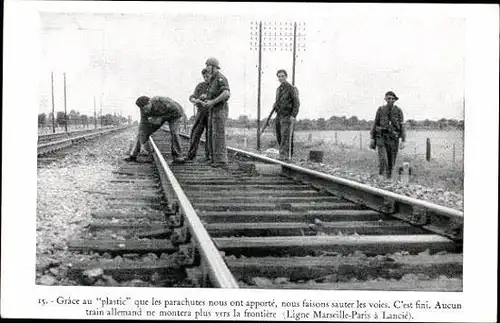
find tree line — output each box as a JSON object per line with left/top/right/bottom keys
{"left": 38, "top": 110, "right": 131, "bottom": 128}
{"left": 220, "top": 115, "right": 464, "bottom": 131}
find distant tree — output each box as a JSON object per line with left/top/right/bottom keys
{"left": 48, "top": 112, "right": 54, "bottom": 126}
{"left": 317, "top": 118, "right": 327, "bottom": 130}
{"left": 422, "top": 119, "right": 432, "bottom": 128}
{"left": 347, "top": 116, "right": 358, "bottom": 127}
{"left": 56, "top": 111, "right": 67, "bottom": 127}
{"left": 237, "top": 115, "right": 250, "bottom": 128}
{"left": 437, "top": 118, "right": 448, "bottom": 130}
{"left": 102, "top": 113, "right": 115, "bottom": 126}
{"left": 448, "top": 119, "right": 458, "bottom": 128}
{"left": 80, "top": 114, "right": 89, "bottom": 127}
{"left": 38, "top": 113, "right": 47, "bottom": 128}
{"left": 406, "top": 119, "right": 418, "bottom": 129}
{"left": 68, "top": 110, "right": 80, "bottom": 127}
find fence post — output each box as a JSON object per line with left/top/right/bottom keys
{"left": 426, "top": 138, "right": 431, "bottom": 161}
{"left": 359, "top": 132, "right": 362, "bottom": 149}
{"left": 335, "top": 132, "right": 338, "bottom": 146}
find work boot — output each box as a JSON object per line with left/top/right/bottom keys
{"left": 172, "top": 157, "right": 186, "bottom": 164}
{"left": 211, "top": 162, "right": 228, "bottom": 170}
{"left": 124, "top": 156, "right": 137, "bottom": 162}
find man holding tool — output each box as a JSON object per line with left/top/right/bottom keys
{"left": 269, "top": 69, "right": 300, "bottom": 161}
{"left": 186, "top": 68, "right": 211, "bottom": 162}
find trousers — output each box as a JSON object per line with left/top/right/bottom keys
{"left": 376, "top": 136, "right": 399, "bottom": 178}
{"left": 131, "top": 118, "right": 182, "bottom": 159}
{"left": 208, "top": 105, "right": 228, "bottom": 164}
{"left": 187, "top": 107, "right": 210, "bottom": 160}
{"left": 275, "top": 115, "right": 295, "bottom": 160}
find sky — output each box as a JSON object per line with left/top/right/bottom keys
{"left": 37, "top": 4, "right": 466, "bottom": 122}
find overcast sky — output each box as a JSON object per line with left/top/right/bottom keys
{"left": 38, "top": 4, "right": 465, "bottom": 122}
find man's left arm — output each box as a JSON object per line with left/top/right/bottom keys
{"left": 205, "top": 76, "right": 230, "bottom": 108}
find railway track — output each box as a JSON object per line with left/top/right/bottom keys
{"left": 37, "top": 126, "right": 131, "bottom": 158}
{"left": 65, "top": 128, "right": 463, "bottom": 290}
{"left": 38, "top": 127, "right": 115, "bottom": 145}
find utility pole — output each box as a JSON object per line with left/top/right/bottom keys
{"left": 250, "top": 21, "right": 306, "bottom": 150}
{"left": 63, "top": 72, "right": 68, "bottom": 132}
{"left": 257, "top": 21, "right": 263, "bottom": 151}
{"left": 292, "top": 22, "right": 297, "bottom": 85}
{"left": 51, "top": 72, "right": 55, "bottom": 133}
{"left": 100, "top": 94, "right": 103, "bottom": 127}
{"left": 93, "top": 96, "right": 97, "bottom": 129}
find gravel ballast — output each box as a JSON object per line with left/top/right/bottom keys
{"left": 36, "top": 128, "right": 137, "bottom": 286}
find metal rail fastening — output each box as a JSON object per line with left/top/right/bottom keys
{"left": 149, "top": 138, "right": 239, "bottom": 288}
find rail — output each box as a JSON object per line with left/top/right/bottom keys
{"left": 38, "top": 126, "right": 115, "bottom": 141}
{"left": 37, "top": 126, "right": 131, "bottom": 156}
{"left": 149, "top": 137, "right": 239, "bottom": 288}
{"left": 178, "top": 131, "right": 462, "bottom": 218}
{"left": 227, "top": 146, "right": 463, "bottom": 241}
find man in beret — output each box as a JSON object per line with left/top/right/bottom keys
{"left": 186, "top": 68, "right": 211, "bottom": 162}
{"left": 370, "top": 91, "right": 406, "bottom": 178}
{"left": 124, "top": 95, "right": 186, "bottom": 163}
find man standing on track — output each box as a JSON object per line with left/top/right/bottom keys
{"left": 186, "top": 68, "right": 211, "bottom": 162}
{"left": 124, "top": 95, "right": 186, "bottom": 164}
{"left": 369, "top": 91, "right": 406, "bottom": 178}
{"left": 272, "top": 69, "right": 300, "bottom": 161}
{"left": 202, "top": 57, "right": 231, "bottom": 168}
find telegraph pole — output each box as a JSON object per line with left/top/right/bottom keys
{"left": 93, "top": 96, "right": 97, "bottom": 129}
{"left": 292, "top": 22, "right": 297, "bottom": 85}
{"left": 257, "top": 21, "right": 263, "bottom": 151}
{"left": 100, "top": 97, "right": 103, "bottom": 128}
{"left": 63, "top": 73, "right": 68, "bottom": 132}
{"left": 51, "top": 72, "right": 55, "bottom": 133}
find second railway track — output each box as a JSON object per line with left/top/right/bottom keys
{"left": 66, "top": 128, "right": 463, "bottom": 290}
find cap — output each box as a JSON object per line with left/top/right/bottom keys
{"left": 385, "top": 91, "right": 398, "bottom": 100}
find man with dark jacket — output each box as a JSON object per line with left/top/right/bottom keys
{"left": 186, "top": 68, "right": 211, "bottom": 162}
{"left": 273, "top": 69, "right": 300, "bottom": 161}
{"left": 370, "top": 91, "right": 406, "bottom": 178}
{"left": 125, "top": 95, "right": 186, "bottom": 163}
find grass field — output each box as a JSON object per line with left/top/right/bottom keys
{"left": 226, "top": 128, "right": 464, "bottom": 195}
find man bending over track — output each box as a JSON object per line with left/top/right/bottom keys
{"left": 124, "top": 95, "right": 186, "bottom": 164}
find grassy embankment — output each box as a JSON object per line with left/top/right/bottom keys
{"left": 226, "top": 131, "right": 464, "bottom": 195}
